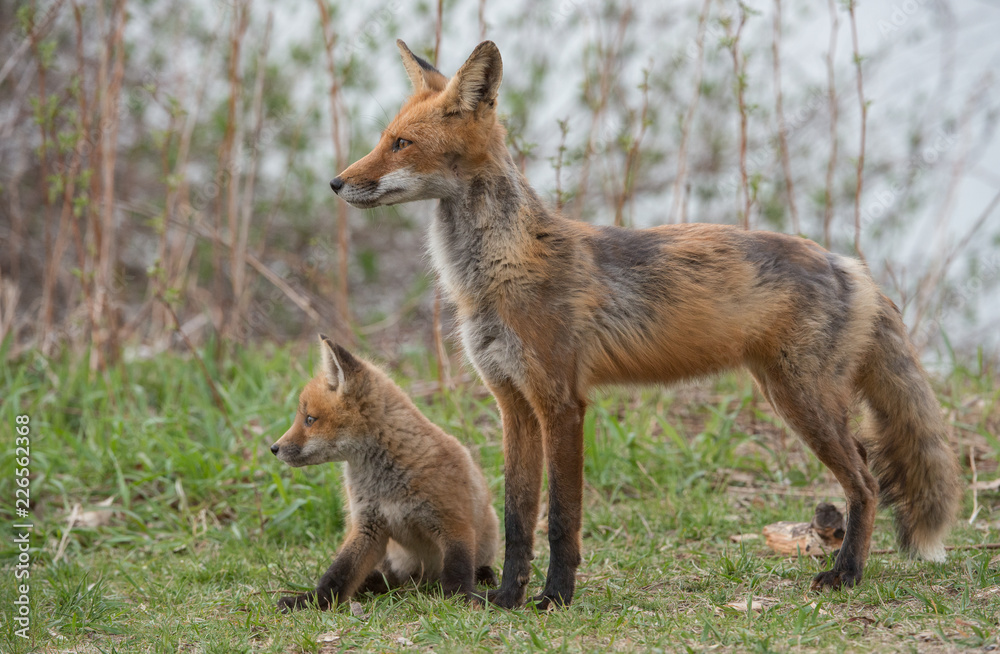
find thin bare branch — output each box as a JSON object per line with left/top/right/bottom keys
{"left": 670, "top": 0, "right": 711, "bottom": 224}
{"left": 224, "top": 1, "right": 250, "bottom": 340}
{"left": 847, "top": 0, "right": 866, "bottom": 262}
{"left": 823, "top": 0, "right": 839, "bottom": 248}
{"left": 613, "top": 68, "right": 651, "bottom": 227}
{"left": 316, "top": 0, "right": 352, "bottom": 332}
{"left": 434, "top": 0, "right": 444, "bottom": 67}
{"left": 726, "top": 5, "right": 751, "bottom": 230}
{"left": 576, "top": 3, "right": 633, "bottom": 220}
{"left": 91, "top": 0, "right": 128, "bottom": 370}
{"left": 432, "top": 288, "right": 451, "bottom": 389}
{"left": 772, "top": 0, "right": 799, "bottom": 234}
{"left": 553, "top": 118, "right": 570, "bottom": 211}
{"left": 0, "top": 0, "right": 66, "bottom": 87}
{"left": 34, "top": 1, "right": 57, "bottom": 352}
{"left": 234, "top": 13, "right": 273, "bottom": 336}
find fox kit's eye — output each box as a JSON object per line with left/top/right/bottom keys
{"left": 392, "top": 138, "right": 412, "bottom": 152}
{"left": 304, "top": 415, "right": 316, "bottom": 427}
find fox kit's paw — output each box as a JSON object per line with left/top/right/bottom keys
{"left": 277, "top": 593, "right": 309, "bottom": 613}
{"left": 475, "top": 565, "right": 498, "bottom": 588}
{"left": 811, "top": 567, "right": 863, "bottom": 591}
{"left": 277, "top": 592, "right": 331, "bottom": 612}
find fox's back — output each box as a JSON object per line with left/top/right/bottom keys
{"left": 575, "top": 222, "right": 878, "bottom": 387}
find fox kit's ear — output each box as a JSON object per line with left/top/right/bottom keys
{"left": 318, "top": 334, "right": 362, "bottom": 393}
{"left": 443, "top": 40, "right": 503, "bottom": 114}
{"left": 397, "top": 40, "right": 448, "bottom": 93}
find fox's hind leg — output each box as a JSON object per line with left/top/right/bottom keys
{"left": 753, "top": 368, "right": 878, "bottom": 590}
{"left": 356, "top": 544, "right": 406, "bottom": 595}
{"left": 355, "top": 569, "right": 395, "bottom": 595}
{"left": 435, "top": 522, "right": 482, "bottom": 602}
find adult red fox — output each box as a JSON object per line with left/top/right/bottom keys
{"left": 328, "top": 40, "right": 962, "bottom": 609}
{"left": 270, "top": 336, "right": 498, "bottom": 611}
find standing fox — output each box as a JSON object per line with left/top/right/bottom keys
{"left": 270, "top": 335, "right": 499, "bottom": 611}
{"left": 328, "top": 40, "right": 962, "bottom": 609}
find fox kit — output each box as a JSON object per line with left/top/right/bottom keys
{"left": 328, "top": 40, "right": 962, "bottom": 609}
{"left": 270, "top": 336, "right": 499, "bottom": 611}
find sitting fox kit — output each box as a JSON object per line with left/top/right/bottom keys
{"left": 270, "top": 336, "right": 499, "bottom": 611}
{"left": 329, "top": 40, "right": 962, "bottom": 608}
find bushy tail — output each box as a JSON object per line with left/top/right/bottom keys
{"left": 857, "top": 296, "right": 962, "bottom": 561}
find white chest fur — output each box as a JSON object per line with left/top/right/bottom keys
{"left": 459, "top": 315, "right": 525, "bottom": 387}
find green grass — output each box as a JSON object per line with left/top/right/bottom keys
{"left": 1, "top": 340, "right": 998, "bottom": 653}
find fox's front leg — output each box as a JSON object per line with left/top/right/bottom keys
{"left": 278, "top": 512, "right": 388, "bottom": 612}
{"left": 485, "top": 381, "right": 544, "bottom": 609}
{"left": 534, "top": 396, "right": 586, "bottom": 608}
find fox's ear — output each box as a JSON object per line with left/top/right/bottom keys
{"left": 318, "top": 334, "right": 362, "bottom": 393}
{"left": 443, "top": 40, "right": 502, "bottom": 114}
{"left": 397, "top": 40, "right": 448, "bottom": 93}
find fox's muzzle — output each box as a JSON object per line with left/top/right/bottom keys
{"left": 270, "top": 441, "right": 303, "bottom": 465}
{"left": 328, "top": 168, "right": 446, "bottom": 208}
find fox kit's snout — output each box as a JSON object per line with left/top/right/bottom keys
{"left": 271, "top": 335, "right": 499, "bottom": 612}
{"left": 270, "top": 335, "right": 360, "bottom": 468}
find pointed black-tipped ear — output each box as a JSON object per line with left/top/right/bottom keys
{"left": 443, "top": 40, "right": 503, "bottom": 113}
{"left": 318, "top": 334, "right": 362, "bottom": 392}
{"left": 397, "top": 39, "right": 448, "bottom": 93}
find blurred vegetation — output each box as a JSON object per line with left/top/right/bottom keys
{"left": 1, "top": 0, "right": 998, "bottom": 372}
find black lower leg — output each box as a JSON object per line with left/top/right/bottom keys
{"left": 534, "top": 403, "right": 584, "bottom": 609}
{"left": 812, "top": 499, "right": 869, "bottom": 590}
{"left": 535, "top": 475, "right": 581, "bottom": 607}
{"left": 441, "top": 544, "right": 475, "bottom": 599}
{"left": 476, "top": 565, "right": 498, "bottom": 587}
{"left": 487, "top": 505, "right": 535, "bottom": 608}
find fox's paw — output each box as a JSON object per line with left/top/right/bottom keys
{"left": 483, "top": 587, "right": 526, "bottom": 610}
{"left": 475, "top": 565, "right": 498, "bottom": 588}
{"left": 811, "top": 568, "right": 863, "bottom": 591}
{"left": 528, "top": 589, "right": 572, "bottom": 612}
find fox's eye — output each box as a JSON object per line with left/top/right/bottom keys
{"left": 304, "top": 415, "right": 316, "bottom": 427}
{"left": 392, "top": 138, "right": 412, "bottom": 152}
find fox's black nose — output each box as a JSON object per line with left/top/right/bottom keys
{"left": 330, "top": 177, "right": 344, "bottom": 193}
{"left": 270, "top": 444, "right": 279, "bottom": 455}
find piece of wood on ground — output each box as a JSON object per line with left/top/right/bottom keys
{"left": 762, "top": 502, "right": 845, "bottom": 557}
{"left": 719, "top": 596, "right": 779, "bottom": 613}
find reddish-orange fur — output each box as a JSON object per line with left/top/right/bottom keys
{"left": 271, "top": 336, "right": 498, "bottom": 611}
{"left": 329, "top": 41, "right": 962, "bottom": 609}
